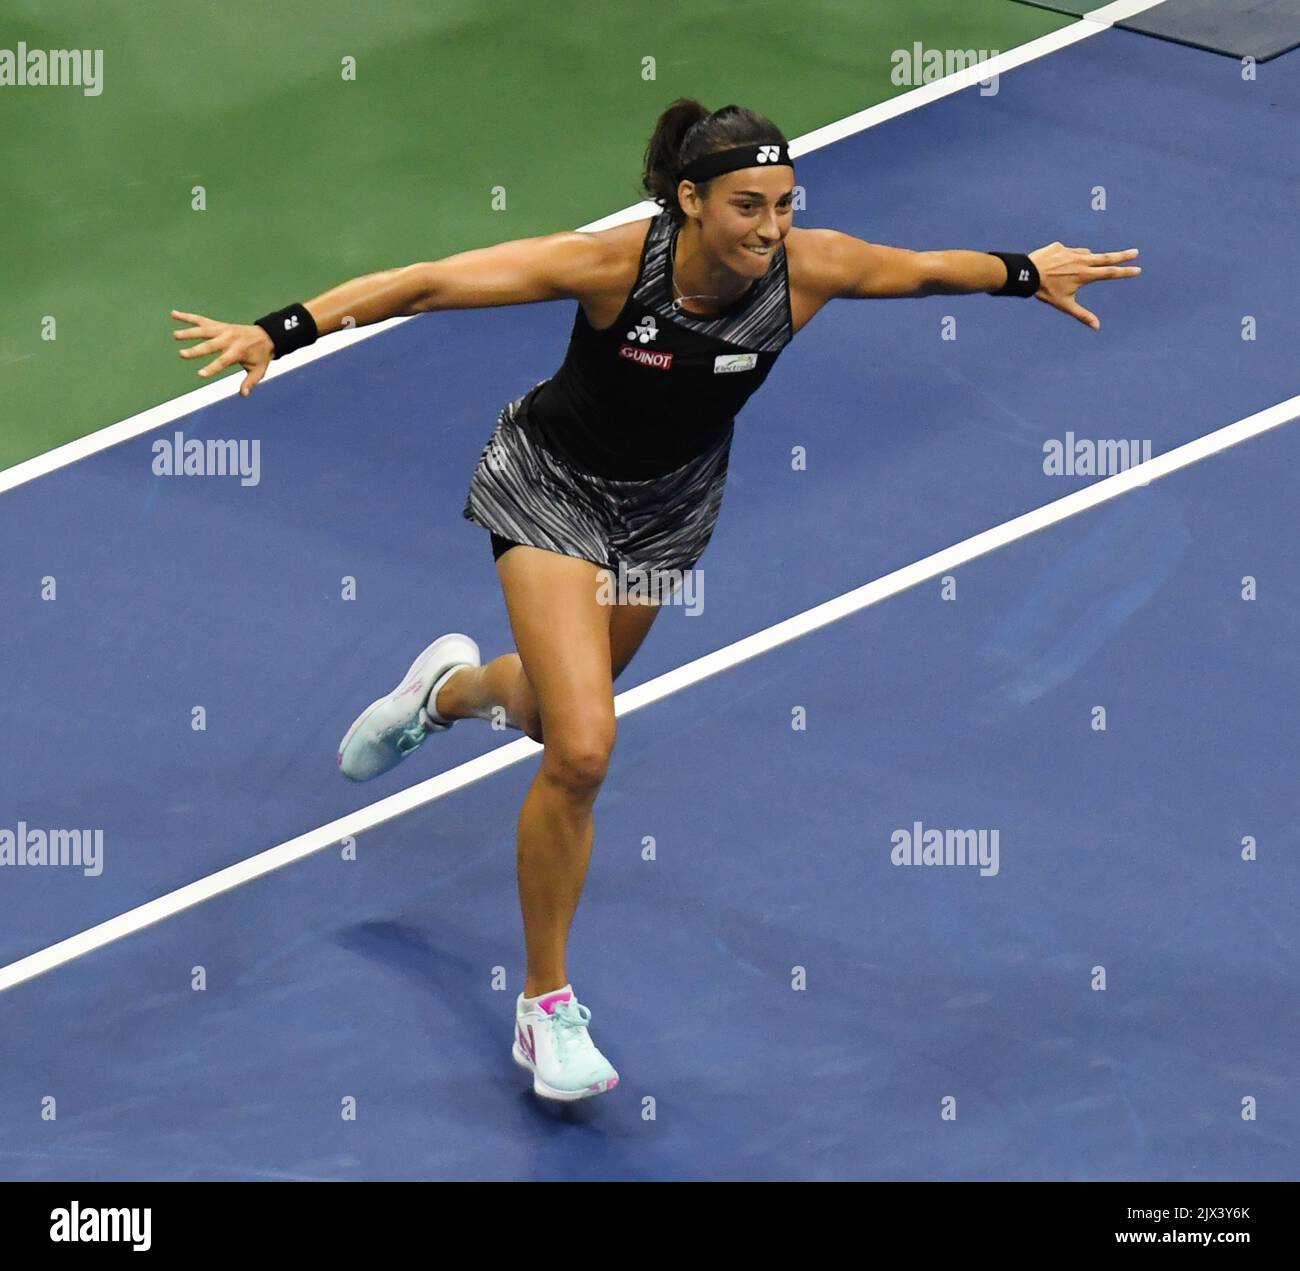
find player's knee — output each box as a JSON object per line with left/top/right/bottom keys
{"left": 542, "top": 717, "right": 615, "bottom": 796}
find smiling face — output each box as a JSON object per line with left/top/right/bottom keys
{"left": 678, "top": 165, "right": 795, "bottom": 277}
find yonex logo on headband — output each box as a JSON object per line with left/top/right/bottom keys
{"left": 676, "top": 143, "right": 794, "bottom": 185}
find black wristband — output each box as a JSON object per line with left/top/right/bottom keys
{"left": 987, "top": 252, "right": 1040, "bottom": 297}
{"left": 254, "top": 303, "right": 318, "bottom": 358}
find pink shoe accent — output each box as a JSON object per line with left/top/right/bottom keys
{"left": 537, "top": 989, "right": 573, "bottom": 1015}
{"left": 517, "top": 1023, "right": 536, "bottom": 1063}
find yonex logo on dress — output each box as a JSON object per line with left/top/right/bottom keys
{"left": 756, "top": 146, "right": 780, "bottom": 163}
{"left": 618, "top": 344, "right": 673, "bottom": 370}
{"left": 626, "top": 315, "right": 658, "bottom": 344}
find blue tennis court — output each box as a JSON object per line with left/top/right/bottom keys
{"left": 1, "top": 22, "right": 1296, "bottom": 1180}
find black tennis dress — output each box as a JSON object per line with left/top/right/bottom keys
{"left": 463, "top": 209, "right": 794, "bottom": 574}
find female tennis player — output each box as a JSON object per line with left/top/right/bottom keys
{"left": 172, "top": 99, "right": 1140, "bottom": 1102}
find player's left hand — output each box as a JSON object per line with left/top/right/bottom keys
{"left": 1028, "top": 243, "right": 1141, "bottom": 331}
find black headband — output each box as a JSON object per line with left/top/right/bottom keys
{"left": 676, "top": 142, "right": 794, "bottom": 184}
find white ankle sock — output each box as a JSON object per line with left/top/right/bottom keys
{"left": 424, "top": 663, "right": 469, "bottom": 726}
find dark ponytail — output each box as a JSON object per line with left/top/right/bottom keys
{"left": 641, "top": 98, "right": 789, "bottom": 224}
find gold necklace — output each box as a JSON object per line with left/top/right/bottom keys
{"left": 670, "top": 233, "right": 727, "bottom": 312}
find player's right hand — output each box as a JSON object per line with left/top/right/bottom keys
{"left": 171, "top": 310, "right": 275, "bottom": 397}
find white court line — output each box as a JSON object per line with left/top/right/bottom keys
{"left": 0, "top": 5, "right": 1167, "bottom": 498}
{"left": 0, "top": 389, "right": 1296, "bottom": 995}
{"left": 1086, "top": 1, "right": 1170, "bottom": 25}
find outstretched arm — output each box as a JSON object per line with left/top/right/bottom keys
{"left": 299, "top": 232, "right": 614, "bottom": 328}
{"left": 800, "top": 229, "right": 1140, "bottom": 330}
{"left": 172, "top": 231, "right": 612, "bottom": 397}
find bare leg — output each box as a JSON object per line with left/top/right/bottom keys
{"left": 516, "top": 760, "right": 601, "bottom": 997}
{"left": 433, "top": 653, "right": 539, "bottom": 737}
{"left": 514, "top": 595, "right": 665, "bottom": 997}
{"left": 432, "top": 577, "right": 664, "bottom": 744}
{"left": 433, "top": 548, "right": 665, "bottom": 998}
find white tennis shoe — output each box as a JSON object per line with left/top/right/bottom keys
{"left": 513, "top": 986, "right": 620, "bottom": 1101}
{"left": 337, "top": 633, "right": 480, "bottom": 781}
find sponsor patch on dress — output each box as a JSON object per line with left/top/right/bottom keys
{"left": 619, "top": 343, "right": 674, "bottom": 369}
{"left": 714, "top": 353, "right": 757, "bottom": 374}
